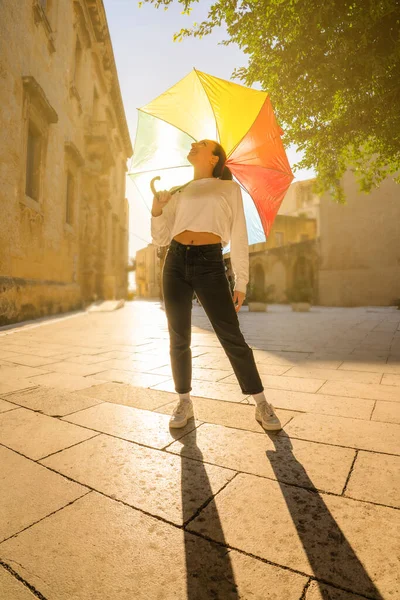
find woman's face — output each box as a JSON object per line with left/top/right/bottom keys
{"left": 187, "top": 139, "right": 219, "bottom": 170}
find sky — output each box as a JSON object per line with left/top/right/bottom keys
{"left": 103, "top": 0, "right": 315, "bottom": 257}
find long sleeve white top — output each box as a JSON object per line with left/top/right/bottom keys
{"left": 151, "top": 177, "right": 249, "bottom": 293}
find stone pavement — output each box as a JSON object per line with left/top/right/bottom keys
{"left": 0, "top": 301, "right": 399, "bottom": 600}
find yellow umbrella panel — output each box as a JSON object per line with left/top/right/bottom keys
{"left": 129, "top": 69, "right": 293, "bottom": 238}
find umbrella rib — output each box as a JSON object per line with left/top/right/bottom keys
{"left": 226, "top": 97, "right": 271, "bottom": 160}
{"left": 232, "top": 176, "right": 250, "bottom": 196}
{"left": 137, "top": 108, "right": 197, "bottom": 144}
{"left": 129, "top": 165, "right": 192, "bottom": 176}
{"left": 131, "top": 178, "right": 152, "bottom": 214}
{"left": 194, "top": 68, "right": 221, "bottom": 144}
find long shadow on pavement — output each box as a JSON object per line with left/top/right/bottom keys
{"left": 170, "top": 424, "right": 240, "bottom": 599}
{"left": 266, "top": 431, "right": 383, "bottom": 599}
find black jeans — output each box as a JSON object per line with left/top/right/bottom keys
{"left": 162, "top": 239, "right": 264, "bottom": 395}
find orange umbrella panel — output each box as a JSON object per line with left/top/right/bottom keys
{"left": 129, "top": 69, "right": 293, "bottom": 242}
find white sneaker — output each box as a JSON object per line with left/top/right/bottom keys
{"left": 255, "top": 402, "right": 282, "bottom": 431}
{"left": 169, "top": 399, "right": 194, "bottom": 428}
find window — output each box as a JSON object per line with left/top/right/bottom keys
{"left": 66, "top": 171, "right": 75, "bottom": 225}
{"left": 25, "top": 122, "right": 42, "bottom": 200}
{"left": 64, "top": 142, "right": 83, "bottom": 228}
{"left": 22, "top": 77, "right": 58, "bottom": 210}
{"left": 33, "top": 0, "right": 56, "bottom": 52}
{"left": 275, "top": 232, "right": 284, "bottom": 246}
{"left": 112, "top": 217, "right": 118, "bottom": 267}
{"left": 93, "top": 87, "right": 100, "bottom": 119}
{"left": 74, "top": 38, "right": 83, "bottom": 92}
{"left": 121, "top": 162, "right": 126, "bottom": 197}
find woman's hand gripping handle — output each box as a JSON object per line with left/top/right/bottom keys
{"left": 151, "top": 176, "right": 172, "bottom": 217}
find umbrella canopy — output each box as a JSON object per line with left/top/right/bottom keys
{"left": 129, "top": 69, "right": 293, "bottom": 245}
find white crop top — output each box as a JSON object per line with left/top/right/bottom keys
{"left": 151, "top": 177, "right": 249, "bottom": 293}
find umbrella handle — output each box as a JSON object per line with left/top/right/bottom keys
{"left": 150, "top": 176, "right": 161, "bottom": 197}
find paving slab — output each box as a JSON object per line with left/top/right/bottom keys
{"left": 149, "top": 365, "right": 240, "bottom": 382}
{"left": 381, "top": 373, "right": 400, "bottom": 386}
{"left": 302, "top": 359, "right": 346, "bottom": 369}
{"left": 305, "top": 580, "right": 373, "bottom": 600}
{"left": 125, "top": 353, "right": 172, "bottom": 364}
{"left": 0, "top": 568, "right": 38, "bottom": 600}
{"left": 2, "top": 386, "right": 104, "bottom": 417}
{"left": 0, "top": 350, "right": 27, "bottom": 360}
{"left": 41, "top": 361, "right": 110, "bottom": 377}
{"left": 157, "top": 396, "right": 298, "bottom": 431}
{"left": 0, "top": 446, "right": 87, "bottom": 541}
{"left": 0, "top": 491, "right": 307, "bottom": 600}
{"left": 344, "top": 451, "right": 400, "bottom": 508}
{"left": 89, "top": 350, "right": 135, "bottom": 360}
{"left": 73, "top": 382, "right": 176, "bottom": 410}
{"left": 66, "top": 353, "right": 119, "bottom": 364}
{"left": 222, "top": 373, "right": 324, "bottom": 393}
{"left": 90, "top": 369, "right": 171, "bottom": 388}
{"left": 24, "top": 372, "right": 109, "bottom": 391}
{"left": 259, "top": 351, "right": 312, "bottom": 363}
{"left": 167, "top": 423, "right": 355, "bottom": 494}
{"left": 0, "top": 379, "right": 51, "bottom": 397}
{"left": 371, "top": 400, "right": 400, "bottom": 424}
{"left": 25, "top": 347, "right": 77, "bottom": 359}
{"left": 188, "top": 473, "right": 398, "bottom": 599}
{"left": 285, "top": 366, "right": 382, "bottom": 384}
{"left": 65, "top": 345, "right": 111, "bottom": 355}
{"left": 151, "top": 378, "right": 248, "bottom": 402}
{"left": 192, "top": 355, "right": 233, "bottom": 370}
{"left": 255, "top": 362, "right": 293, "bottom": 375}
{"left": 339, "top": 361, "right": 400, "bottom": 375}
{"left": 318, "top": 380, "right": 400, "bottom": 402}
{"left": 88, "top": 358, "right": 170, "bottom": 372}
{"left": 0, "top": 398, "right": 18, "bottom": 413}
{"left": 242, "top": 388, "right": 374, "bottom": 420}
{"left": 0, "top": 408, "right": 98, "bottom": 460}
{"left": 41, "top": 433, "right": 235, "bottom": 525}
{"left": 0, "top": 353, "right": 62, "bottom": 367}
{"left": 284, "top": 413, "right": 400, "bottom": 454}
{"left": 63, "top": 401, "right": 200, "bottom": 449}
{"left": 0, "top": 365, "right": 50, "bottom": 379}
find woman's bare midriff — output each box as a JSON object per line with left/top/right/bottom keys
{"left": 173, "top": 230, "right": 222, "bottom": 245}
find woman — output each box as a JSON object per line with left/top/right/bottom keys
{"left": 151, "top": 139, "right": 281, "bottom": 431}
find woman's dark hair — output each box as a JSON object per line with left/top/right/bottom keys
{"left": 212, "top": 142, "right": 233, "bottom": 180}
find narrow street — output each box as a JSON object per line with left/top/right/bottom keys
{"left": 0, "top": 301, "right": 399, "bottom": 599}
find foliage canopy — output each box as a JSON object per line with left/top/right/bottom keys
{"left": 141, "top": 0, "right": 400, "bottom": 200}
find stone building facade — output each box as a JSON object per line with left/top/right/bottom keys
{"left": 0, "top": 0, "right": 132, "bottom": 325}
{"left": 317, "top": 172, "right": 400, "bottom": 306}
{"left": 135, "top": 244, "right": 161, "bottom": 299}
{"left": 279, "top": 173, "right": 400, "bottom": 306}
{"left": 224, "top": 214, "right": 318, "bottom": 304}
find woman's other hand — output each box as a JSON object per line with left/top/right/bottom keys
{"left": 151, "top": 190, "right": 172, "bottom": 217}
{"left": 232, "top": 290, "right": 245, "bottom": 312}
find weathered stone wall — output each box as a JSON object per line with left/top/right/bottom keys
{"left": 248, "top": 239, "right": 319, "bottom": 304}
{"left": 136, "top": 245, "right": 160, "bottom": 299}
{"left": 0, "top": 0, "right": 132, "bottom": 325}
{"left": 318, "top": 172, "right": 400, "bottom": 306}
{"left": 0, "top": 276, "right": 82, "bottom": 324}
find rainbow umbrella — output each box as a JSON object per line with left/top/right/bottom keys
{"left": 129, "top": 69, "right": 293, "bottom": 247}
